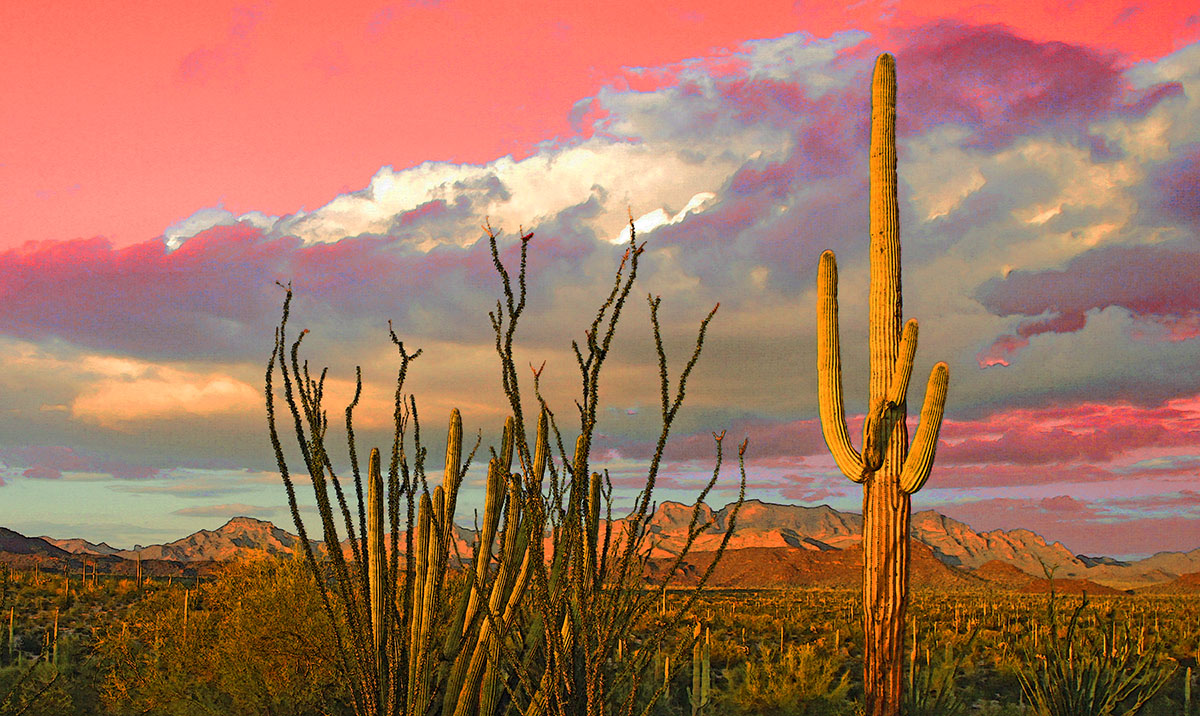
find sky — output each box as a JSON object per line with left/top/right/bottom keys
{"left": 1, "top": 1, "right": 1198, "bottom": 559}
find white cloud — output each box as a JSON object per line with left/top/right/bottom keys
{"left": 164, "top": 206, "right": 277, "bottom": 249}
{"left": 613, "top": 191, "right": 717, "bottom": 244}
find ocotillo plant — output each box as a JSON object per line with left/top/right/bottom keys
{"left": 267, "top": 221, "right": 746, "bottom": 716}
{"left": 815, "top": 53, "right": 949, "bottom": 716}
{"left": 268, "top": 293, "right": 541, "bottom": 716}
{"left": 482, "top": 224, "right": 746, "bottom": 716}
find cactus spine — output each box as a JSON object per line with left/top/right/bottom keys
{"left": 815, "top": 53, "right": 949, "bottom": 716}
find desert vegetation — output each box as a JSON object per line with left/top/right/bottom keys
{"left": 0, "top": 558, "right": 1195, "bottom": 715}
{"left": 263, "top": 215, "right": 749, "bottom": 716}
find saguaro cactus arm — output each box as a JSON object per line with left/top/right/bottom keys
{"left": 817, "top": 250, "right": 867, "bottom": 482}
{"left": 887, "top": 320, "right": 918, "bottom": 407}
{"left": 899, "top": 361, "right": 949, "bottom": 494}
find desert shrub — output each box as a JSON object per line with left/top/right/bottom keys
{"left": 0, "top": 661, "right": 71, "bottom": 716}
{"left": 94, "top": 554, "right": 349, "bottom": 716}
{"left": 1016, "top": 587, "right": 1175, "bottom": 716}
{"left": 717, "top": 642, "right": 853, "bottom": 716}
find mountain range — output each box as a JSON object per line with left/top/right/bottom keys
{"left": 5, "top": 500, "right": 1198, "bottom": 592}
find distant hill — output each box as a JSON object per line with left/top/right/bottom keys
{"left": 1018, "top": 577, "right": 1125, "bottom": 596}
{"left": 43, "top": 537, "right": 123, "bottom": 556}
{"left": 910, "top": 511, "right": 1084, "bottom": 575}
{"left": 117, "top": 516, "right": 305, "bottom": 562}
{"left": 1137, "top": 571, "right": 1200, "bottom": 595}
{"left": 642, "top": 499, "right": 861, "bottom": 555}
{"left": 4, "top": 502, "right": 1198, "bottom": 591}
{"left": 647, "top": 541, "right": 976, "bottom": 590}
{"left": 0, "top": 528, "right": 71, "bottom": 558}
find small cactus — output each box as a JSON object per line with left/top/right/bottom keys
{"left": 689, "top": 622, "right": 710, "bottom": 716}
{"left": 815, "top": 53, "right": 949, "bottom": 716}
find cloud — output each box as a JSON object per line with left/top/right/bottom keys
{"left": 171, "top": 503, "right": 281, "bottom": 518}
{"left": 0, "top": 445, "right": 159, "bottom": 481}
{"left": 977, "top": 242, "right": 1200, "bottom": 365}
{"left": 69, "top": 359, "right": 260, "bottom": 428}
{"left": 939, "top": 394, "right": 1200, "bottom": 467}
{"left": 932, "top": 494, "right": 1199, "bottom": 556}
{"left": 1150, "top": 143, "right": 1200, "bottom": 229}
{"left": 109, "top": 470, "right": 278, "bottom": 499}
{"left": 2, "top": 24, "right": 1200, "bottom": 556}
{"left": 164, "top": 206, "right": 275, "bottom": 250}
{"left": 1102, "top": 489, "right": 1200, "bottom": 518}
{"left": 896, "top": 22, "right": 1181, "bottom": 150}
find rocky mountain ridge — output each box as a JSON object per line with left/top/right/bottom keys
{"left": 13, "top": 500, "right": 1200, "bottom": 591}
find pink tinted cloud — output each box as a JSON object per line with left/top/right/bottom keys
{"left": 1152, "top": 144, "right": 1200, "bottom": 229}
{"left": 939, "top": 398, "right": 1200, "bottom": 467}
{"left": 0, "top": 216, "right": 598, "bottom": 361}
{"left": 778, "top": 485, "right": 845, "bottom": 503}
{"left": 934, "top": 496, "right": 1199, "bottom": 555}
{"left": 613, "top": 394, "right": 1200, "bottom": 490}
{"left": 0, "top": 227, "right": 295, "bottom": 360}
{"left": 977, "top": 334, "right": 1029, "bottom": 368}
{"left": 928, "top": 462, "right": 1118, "bottom": 489}
{"left": 896, "top": 22, "right": 1182, "bottom": 150}
{"left": 977, "top": 242, "right": 1200, "bottom": 365}
{"left": 608, "top": 418, "right": 827, "bottom": 464}
{"left": 654, "top": 20, "right": 1183, "bottom": 298}
{"left": 1107, "top": 489, "right": 1200, "bottom": 514}
{"left": 0, "top": 446, "right": 160, "bottom": 481}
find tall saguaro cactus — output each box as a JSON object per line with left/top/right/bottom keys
{"left": 816, "top": 53, "right": 949, "bottom": 716}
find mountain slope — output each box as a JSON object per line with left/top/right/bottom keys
{"left": 0, "top": 528, "right": 71, "bottom": 558}
{"left": 43, "top": 537, "right": 123, "bottom": 556}
{"left": 119, "top": 517, "right": 304, "bottom": 562}
{"left": 910, "top": 510, "right": 1084, "bottom": 574}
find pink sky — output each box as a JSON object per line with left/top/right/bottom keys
{"left": 1, "top": 1, "right": 1198, "bottom": 557}
{"left": 3, "top": 1, "right": 1196, "bottom": 250}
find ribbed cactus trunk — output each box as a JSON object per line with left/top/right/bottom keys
{"left": 864, "top": 52, "right": 908, "bottom": 716}
{"left": 367, "top": 448, "right": 387, "bottom": 714}
{"left": 816, "top": 53, "right": 950, "bottom": 716}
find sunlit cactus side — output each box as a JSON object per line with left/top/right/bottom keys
{"left": 815, "top": 52, "right": 949, "bottom": 716}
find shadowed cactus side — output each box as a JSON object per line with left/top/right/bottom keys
{"left": 815, "top": 53, "right": 949, "bottom": 716}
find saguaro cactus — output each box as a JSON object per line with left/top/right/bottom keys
{"left": 816, "top": 53, "right": 949, "bottom": 716}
